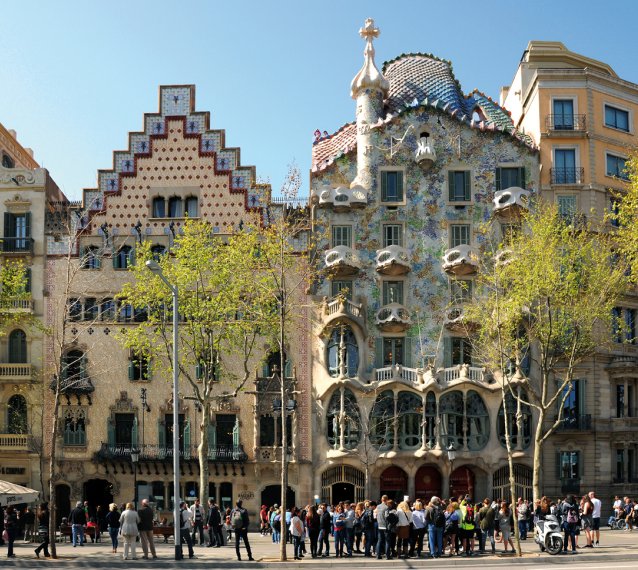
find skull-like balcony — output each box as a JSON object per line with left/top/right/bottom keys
{"left": 493, "top": 187, "right": 531, "bottom": 219}
{"left": 324, "top": 246, "right": 362, "bottom": 277}
{"left": 442, "top": 244, "right": 479, "bottom": 276}
{"left": 375, "top": 245, "right": 411, "bottom": 276}
{"left": 415, "top": 134, "right": 437, "bottom": 170}
{"left": 317, "top": 185, "right": 367, "bottom": 211}
{"left": 375, "top": 302, "right": 411, "bottom": 332}
{"left": 444, "top": 306, "right": 477, "bottom": 333}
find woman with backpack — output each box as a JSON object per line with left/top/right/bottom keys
{"left": 383, "top": 500, "right": 399, "bottom": 559}
{"left": 561, "top": 494, "right": 579, "bottom": 554}
{"left": 443, "top": 502, "right": 459, "bottom": 556}
{"left": 271, "top": 508, "right": 281, "bottom": 544}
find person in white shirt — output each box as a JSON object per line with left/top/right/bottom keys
{"left": 189, "top": 499, "right": 206, "bottom": 546}
{"left": 589, "top": 491, "right": 602, "bottom": 546}
{"left": 290, "top": 508, "right": 304, "bottom": 560}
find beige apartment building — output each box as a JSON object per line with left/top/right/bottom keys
{"left": 42, "top": 86, "right": 312, "bottom": 524}
{"left": 0, "top": 124, "right": 67, "bottom": 492}
{"left": 502, "top": 41, "right": 638, "bottom": 498}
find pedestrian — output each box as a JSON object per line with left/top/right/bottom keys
{"left": 119, "top": 502, "right": 140, "bottom": 561}
{"left": 333, "top": 504, "right": 346, "bottom": 557}
{"left": 425, "top": 496, "right": 444, "bottom": 558}
{"left": 95, "top": 505, "right": 104, "bottom": 542}
{"left": 306, "top": 504, "right": 320, "bottom": 558}
{"left": 259, "top": 504, "right": 269, "bottom": 536}
{"left": 353, "top": 502, "right": 364, "bottom": 553}
{"left": 317, "top": 503, "right": 331, "bottom": 556}
{"left": 22, "top": 506, "right": 36, "bottom": 543}
{"left": 411, "top": 500, "right": 426, "bottom": 557}
{"left": 105, "top": 503, "right": 120, "bottom": 554}
{"left": 396, "top": 500, "right": 412, "bottom": 558}
{"left": 496, "top": 501, "right": 515, "bottom": 553}
{"left": 290, "top": 507, "right": 304, "bottom": 560}
{"left": 516, "top": 497, "right": 528, "bottom": 540}
{"left": 589, "top": 491, "right": 601, "bottom": 546}
{"left": 344, "top": 502, "right": 355, "bottom": 556}
{"left": 207, "top": 499, "right": 223, "bottom": 547}
{"left": 230, "top": 500, "right": 254, "bottom": 561}
{"left": 375, "top": 495, "right": 388, "bottom": 560}
{"left": 189, "top": 499, "right": 205, "bottom": 546}
{"left": 581, "top": 494, "right": 594, "bottom": 548}
{"left": 178, "top": 501, "right": 196, "bottom": 559}
{"left": 137, "top": 499, "right": 157, "bottom": 559}
{"left": 69, "top": 501, "right": 87, "bottom": 547}
{"left": 33, "top": 503, "right": 50, "bottom": 558}
{"left": 383, "top": 499, "right": 399, "bottom": 559}
{"left": 560, "top": 494, "right": 579, "bottom": 553}
{"left": 4, "top": 505, "right": 18, "bottom": 558}
{"left": 478, "top": 498, "right": 496, "bottom": 554}
{"left": 360, "top": 500, "right": 375, "bottom": 557}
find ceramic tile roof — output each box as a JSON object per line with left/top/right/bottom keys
{"left": 313, "top": 53, "right": 535, "bottom": 172}
{"left": 311, "top": 122, "right": 357, "bottom": 172}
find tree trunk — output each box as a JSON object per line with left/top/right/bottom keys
{"left": 48, "top": 391, "right": 60, "bottom": 558}
{"left": 198, "top": 401, "right": 209, "bottom": 506}
{"left": 532, "top": 410, "right": 545, "bottom": 502}
{"left": 500, "top": 385, "right": 521, "bottom": 556}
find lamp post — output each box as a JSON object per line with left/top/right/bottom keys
{"left": 131, "top": 448, "right": 140, "bottom": 509}
{"left": 447, "top": 441, "right": 457, "bottom": 497}
{"left": 146, "top": 259, "right": 181, "bottom": 560}
{"left": 140, "top": 387, "right": 150, "bottom": 447}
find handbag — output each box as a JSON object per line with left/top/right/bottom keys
{"left": 397, "top": 525, "right": 409, "bottom": 539}
{"left": 2, "top": 529, "right": 8, "bottom": 541}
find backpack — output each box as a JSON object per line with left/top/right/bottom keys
{"left": 566, "top": 506, "right": 579, "bottom": 525}
{"left": 273, "top": 518, "right": 281, "bottom": 532}
{"left": 231, "top": 509, "right": 244, "bottom": 529}
{"left": 385, "top": 510, "right": 399, "bottom": 533}
{"left": 464, "top": 505, "right": 474, "bottom": 525}
{"left": 433, "top": 506, "right": 446, "bottom": 528}
{"left": 361, "top": 510, "right": 373, "bottom": 530}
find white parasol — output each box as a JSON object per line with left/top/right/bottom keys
{"left": 0, "top": 480, "right": 39, "bottom": 507}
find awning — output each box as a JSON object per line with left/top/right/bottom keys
{"left": 0, "top": 480, "right": 39, "bottom": 506}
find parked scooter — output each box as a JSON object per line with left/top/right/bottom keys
{"left": 535, "top": 514, "right": 563, "bottom": 555}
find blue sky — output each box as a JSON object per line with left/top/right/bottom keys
{"left": 2, "top": 0, "right": 637, "bottom": 200}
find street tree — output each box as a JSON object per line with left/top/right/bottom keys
{"left": 611, "top": 154, "right": 638, "bottom": 283}
{"left": 465, "top": 200, "right": 628, "bottom": 503}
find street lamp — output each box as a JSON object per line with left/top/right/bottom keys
{"left": 140, "top": 387, "right": 150, "bottom": 447}
{"left": 131, "top": 448, "right": 140, "bottom": 509}
{"left": 146, "top": 259, "right": 182, "bottom": 560}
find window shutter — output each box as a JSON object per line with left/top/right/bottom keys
{"left": 113, "top": 252, "right": 119, "bottom": 270}
{"left": 381, "top": 171, "right": 387, "bottom": 201}
{"left": 158, "top": 420, "right": 165, "bottom": 449}
{"left": 375, "top": 338, "right": 383, "bottom": 368}
{"left": 233, "top": 417, "right": 240, "bottom": 447}
{"left": 443, "top": 337, "right": 452, "bottom": 368}
{"left": 397, "top": 171, "right": 404, "bottom": 201}
{"left": 518, "top": 167, "right": 526, "bottom": 188}
{"left": 578, "top": 379, "right": 586, "bottom": 416}
{"left": 404, "top": 337, "right": 413, "bottom": 368}
{"left": 284, "top": 359, "right": 292, "bottom": 378}
{"left": 183, "top": 419, "right": 191, "bottom": 460}
{"left": 262, "top": 362, "right": 269, "bottom": 377}
{"left": 208, "top": 423, "right": 216, "bottom": 460}
{"left": 129, "top": 247, "right": 136, "bottom": 268}
{"left": 128, "top": 360, "right": 135, "bottom": 380}
{"left": 25, "top": 268, "right": 31, "bottom": 293}
{"left": 132, "top": 416, "right": 139, "bottom": 446}
{"left": 80, "top": 355, "right": 87, "bottom": 382}
{"left": 463, "top": 172, "right": 471, "bottom": 200}
{"left": 107, "top": 421, "right": 115, "bottom": 448}
{"left": 448, "top": 171, "right": 455, "bottom": 200}
{"left": 3, "top": 212, "right": 11, "bottom": 238}
{"left": 495, "top": 168, "right": 502, "bottom": 192}
{"left": 25, "top": 212, "right": 31, "bottom": 238}
{"left": 196, "top": 362, "right": 203, "bottom": 380}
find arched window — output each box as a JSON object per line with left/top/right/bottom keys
{"left": 113, "top": 245, "right": 134, "bottom": 269}
{"left": 439, "top": 391, "right": 464, "bottom": 449}
{"left": 151, "top": 245, "right": 166, "bottom": 261}
{"left": 326, "top": 389, "right": 360, "bottom": 450}
{"left": 63, "top": 407, "right": 86, "bottom": 446}
{"left": 369, "top": 391, "right": 394, "bottom": 450}
{"left": 424, "top": 392, "right": 437, "bottom": 449}
{"left": 498, "top": 390, "right": 532, "bottom": 449}
{"left": 2, "top": 153, "right": 15, "bottom": 168}
{"left": 8, "top": 329, "right": 27, "bottom": 363}
{"left": 168, "top": 197, "right": 183, "bottom": 218}
{"left": 397, "top": 391, "right": 422, "bottom": 450}
{"left": 466, "top": 390, "right": 489, "bottom": 450}
{"left": 326, "top": 326, "right": 359, "bottom": 378}
{"left": 7, "top": 394, "right": 27, "bottom": 434}
{"left": 152, "top": 197, "right": 166, "bottom": 218}
{"left": 185, "top": 196, "right": 198, "bottom": 218}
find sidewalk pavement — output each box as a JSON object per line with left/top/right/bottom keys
{"left": 4, "top": 527, "right": 638, "bottom": 567}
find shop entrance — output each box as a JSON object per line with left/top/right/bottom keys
{"left": 55, "top": 484, "right": 71, "bottom": 527}
{"left": 260, "top": 485, "right": 295, "bottom": 508}
{"left": 83, "top": 478, "right": 114, "bottom": 518}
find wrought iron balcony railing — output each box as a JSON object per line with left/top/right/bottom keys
{"left": 554, "top": 414, "right": 592, "bottom": 431}
{"left": 95, "top": 442, "right": 247, "bottom": 462}
{"left": 550, "top": 167, "right": 584, "bottom": 185}
{"left": 546, "top": 114, "right": 586, "bottom": 131}
{"left": 1, "top": 237, "right": 34, "bottom": 254}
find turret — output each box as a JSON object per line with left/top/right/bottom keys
{"left": 350, "top": 18, "right": 389, "bottom": 191}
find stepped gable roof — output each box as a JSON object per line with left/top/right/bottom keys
{"left": 311, "top": 122, "right": 357, "bottom": 173}
{"left": 313, "top": 53, "right": 535, "bottom": 172}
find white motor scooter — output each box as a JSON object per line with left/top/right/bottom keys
{"left": 534, "top": 514, "right": 563, "bottom": 555}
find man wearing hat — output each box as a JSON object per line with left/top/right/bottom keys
{"left": 230, "top": 500, "right": 254, "bottom": 561}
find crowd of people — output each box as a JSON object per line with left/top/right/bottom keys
{"left": 4, "top": 490, "right": 638, "bottom": 560}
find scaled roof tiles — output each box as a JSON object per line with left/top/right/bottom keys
{"left": 312, "top": 53, "right": 533, "bottom": 172}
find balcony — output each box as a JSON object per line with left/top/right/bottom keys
{"left": 492, "top": 187, "right": 531, "bottom": 219}
{"left": 95, "top": 442, "right": 247, "bottom": 463}
{"left": 375, "top": 245, "right": 411, "bottom": 276}
{"left": 0, "top": 433, "right": 32, "bottom": 451}
{"left": 441, "top": 364, "right": 485, "bottom": 384}
{"left": 442, "top": 245, "right": 478, "bottom": 276}
{"left": 0, "top": 363, "right": 34, "bottom": 381}
{"left": 545, "top": 114, "right": 587, "bottom": 132}
{"left": 324, "top": 246, "right": 362, "bottom": 277}
{"left": 321, "top": 295, "right": 365, "bottom": 329}
{"left": 1, "top": 237, "right": 34, "bottom": 255}
{"left": 375, "top": 365, "right": 419, "bottom": 385}
{"left": 317, "top": 186, "right": 367, "bottom": 210}
{"left": 554, "top": 414, "right": 592, "bottom": 432}
{"left": 375, "top": 302, "right": 411, "bottom": 332}
{"left": 444, "top": 306, "right": 476, "bottom": 333}
{"left": 550, "top": 167, "right": 584, "bottom": 185}
{"left": 0, "top": 298, "right": 34, "bottom": 313}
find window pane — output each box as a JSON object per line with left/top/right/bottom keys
{"left": 557, "top": 196, "right": 576, "bottom": 220}
{"left": 152, "top": 198, "right": 165, "bottom": 218}
{"left": 168, "top": 197, "right": 183, "bottom": 217}
{"left": 383, "top": 337, "right": 404, "bottom": 366}
{"left": 381, "top": 171, "right": 403, "bottom": 202}
{"left": 331, "top": 226, "right": 351, "bottom": 247}
{"left": 383, "top": 225, "right": 402, "bottom": 247}
{"left": 450, "top": 224, "right": 470, "bottom": 247}
{"left": 553, "top": 100, "right": 574, "bottom": 129}
{"left": 606, "top": 154, "right": 628, "bottom": 179}
{"left": 450, "top": 171, "right": 469, "bottom": 201}
{"left": 185, "top": 197, "right": 198, "bottom": 217}
{"left": 605, "top": 105, "right": 629, "bottom": 132}
{"left": 331, "top": 280, "right": 352, "bottom": 298}
{"left": 500, "top": 168, "right": 522, "bottom": 188}
{"left": 382, "top": 281, "right": 403, "bottom": 305}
